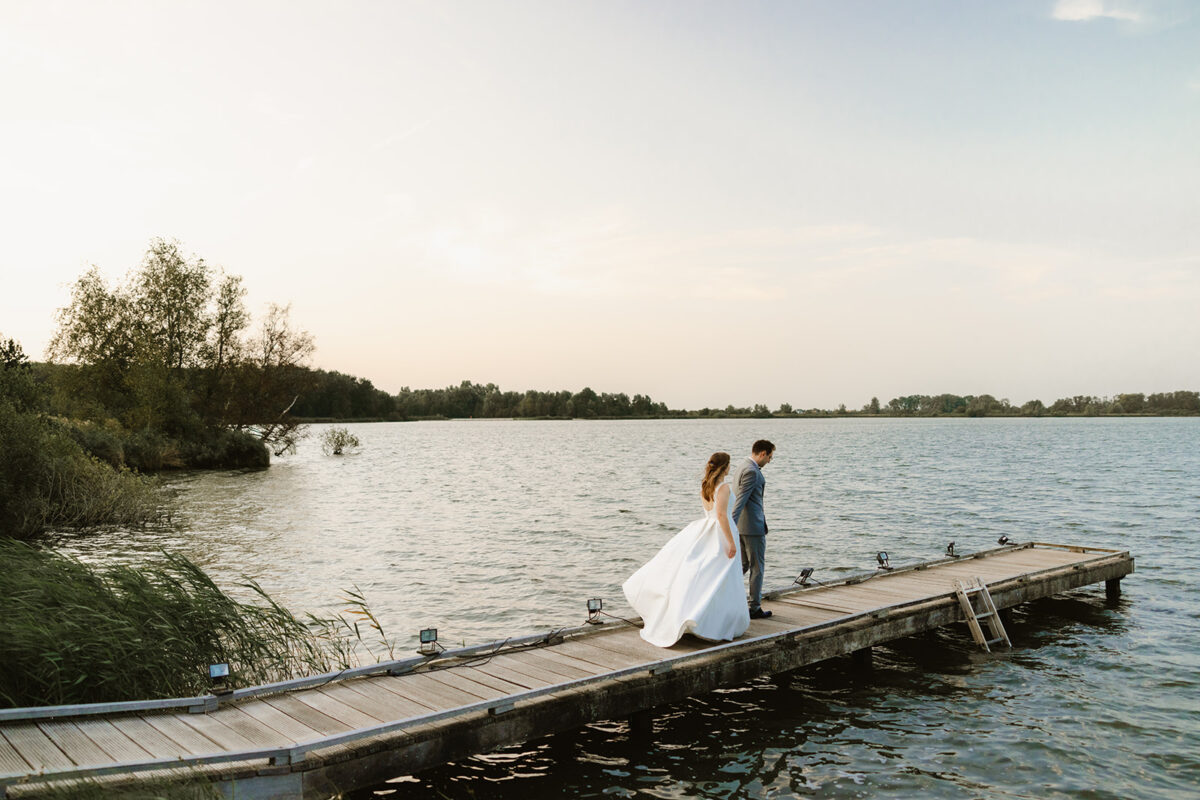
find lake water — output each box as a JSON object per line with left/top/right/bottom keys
{"left": 57, "top": 418, "right": 1200, "bottom": 799}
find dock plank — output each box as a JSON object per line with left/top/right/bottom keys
{"left": 2, "top": 724, "right": 73, "bottom": 771}
{"left": 306, "top": 686, "right": 387, "bottom": 726}
{"left": 68, "top": 719, "right": 151, "bottom": 763}
{"left": 487, "top": 650, "right": 595, "bottom": 682}
{"left": 0, "top": 733, "right": 31, "bottom": 774}
{"left": 557, "top": 638, "right": 654, "bottom": 669}
{"left": 518, "top": 645, "right": 616, "bottom": 678}
{"left": 466, "top": 662, "right": 545, "bottom": 691}
{"left": 746, "top": 613, "right": 804, "bottom": 636}
{"left": 779, "top": 596, "right": 870, "bottom": 614}
{"left": 260, "top": 694, "right": 352, "bottom": 738}
{"left": 412, "top": 669, "right": 517, "bottom": 702}
{"left": 205, "top": 707, "right": 292, "bottom": 748}
{"left": 176, "top": 713, "right": 257, "bottom": 753}
{"left": 108, "top": 716, "right": 191, "bottom": 759}
{"left": 502, "top": 649, "right": 596, "bottom": 680}
{"left": 37, "top": 721, "right": 112, "bottom": 767}
{"left": 289, "top": 686, "right": 379, "bottom": 729}
{"left": 233, "top": 702, "right": 323, "bottom": 744}
{"left": 551, "top": 639, "right": 642, "bottom": 670}
{"left": 141, "top": 713, "right": 223, "bottom": 755}
{"left": 767, "top": 601, "right": 846, "bottom": 626}
{"left": 338, "top": 678, "right": 435, "bottom": 717}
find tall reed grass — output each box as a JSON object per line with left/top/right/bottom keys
{"left": 0, "top": 542, "right": 371, "bottom": 709}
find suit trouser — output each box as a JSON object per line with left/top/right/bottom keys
{"left": 740, "top": 534, "right": 766, "bottom": 611}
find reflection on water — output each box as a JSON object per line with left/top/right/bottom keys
{"left": 54, "top": 419, "right": 1200, "bottom": 798}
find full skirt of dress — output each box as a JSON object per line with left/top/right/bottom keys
{"left": 622, "top": 514, "right": 751, "bottom": 647}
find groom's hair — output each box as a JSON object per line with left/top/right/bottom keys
{"left": 752, "top": 439, "right": 775, "bottom": 455}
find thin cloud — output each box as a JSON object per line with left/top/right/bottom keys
{"left": 1052, "top": 0, "right": 1143, "bottom": 22}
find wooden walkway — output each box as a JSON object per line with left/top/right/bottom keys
{"left": 0, "top": 541, "right": 1133, "bottom": 799}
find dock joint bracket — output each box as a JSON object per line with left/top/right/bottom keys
{"left": 188, "top": 695, "right": 218, "bottom": 713}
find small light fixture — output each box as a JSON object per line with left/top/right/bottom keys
{"left": 997, "top": 535, "right": 1011, "bottom": 546}
{"left": 418, "top": 627, "right": 439, "bottom": 655}
{"left": 587, "top": 597, "right": 604, "bottom": 624}
{"left": 795, "top": 567, "right": 814, "bottom": 586}
{"left": 946, "top": 541, "right": 956, "bottom": 557}
{"left": 876, "top": 551, "right": 892, "bottom": 570}
{"left": 209, "top": 662, "right": 231, "bottom": 695}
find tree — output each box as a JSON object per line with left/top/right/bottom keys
{"left": 133, "top": 239, "right": 212, "bottom": 371}
{"left": 0, "top": 337, "right": 38, "bottom": 412}
{"left": 229, "top": 304, "right": 316, "bottom": 454}
{"left": 48, "top": 239, "right": 315, "bottom": 462}
{"left": 1020, "top": 399, "right": 1045, "bottom": 416}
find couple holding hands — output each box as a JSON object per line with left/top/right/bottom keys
{"left": 623, "top": 439, "right": 777, "bottom": 648}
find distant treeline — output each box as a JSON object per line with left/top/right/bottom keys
{"left": 292, "top": 375, "right": 671, "bottom": 419}
{"left": 290, "top": 376, "right": 1200, "bottom": 420}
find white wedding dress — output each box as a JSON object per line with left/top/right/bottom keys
{"left": 622, "top": 484, "right": 751, "bottom": 647}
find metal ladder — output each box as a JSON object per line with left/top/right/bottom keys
{"left": 954, "top": 577, "right": 1011, "bottom": 652}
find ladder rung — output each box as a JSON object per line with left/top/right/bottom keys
{"left": 976, "top": 612, "right": 995, "bottom": 620}
{"left": 985, "top": 637, "right": 1006, "bottom": 645}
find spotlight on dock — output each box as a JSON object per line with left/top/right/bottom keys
{"left": 876, "top": 551, "right": 892, "bottom": 571}
{"left": 795, "top": 567, "right": 815, "bottom": 586}
{"left": 997, "top": 536, "right": 1011, "bottom": 546}
{"left": 418, "top": 628, "right": 439, "bottom": 656}
{"left": 946, "top": 541, "right": 956, "bottom": 557}
{"left": 587, "top": 598, "right": 604, "bottom": 624}
{"left": 209, "top": 662, "right": 231, "bottom": 695}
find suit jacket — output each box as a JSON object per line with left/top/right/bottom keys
{"left": 732, "top": 457, "right": 767, "bottom": 537}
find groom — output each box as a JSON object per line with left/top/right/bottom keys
{"left": 733, "top": 439, "right": 776, "bottom": 619}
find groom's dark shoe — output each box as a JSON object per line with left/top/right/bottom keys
{"left": 749, "top": 608, "right": 772, "bottom": 619}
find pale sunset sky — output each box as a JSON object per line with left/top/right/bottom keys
{"left": 1, "top": 0, "right": 1197, "bottom": 409}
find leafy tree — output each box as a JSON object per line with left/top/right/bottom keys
{"left": 1115, "top": 393, "right": 1144, "bottom": 414}
{"left": 0, "top": 337, "right": 38, "bottom": 412}
{"left": 48, "top": 239, "right": 314, "bottom": 463}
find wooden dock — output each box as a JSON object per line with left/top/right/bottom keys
{"left": 0, "top": 541, "right": 1133, "bottom": 799}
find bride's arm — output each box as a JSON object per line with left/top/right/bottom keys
{"left": 715, "top": 484, "right": 737, "bottom": 559}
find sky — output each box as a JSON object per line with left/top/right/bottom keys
{"left": 1, "top": 0, "right": 1197, "bottom": 410}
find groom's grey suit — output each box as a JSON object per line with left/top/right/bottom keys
{"left": 732, "top": 458, "right": 767, "bottom": 613}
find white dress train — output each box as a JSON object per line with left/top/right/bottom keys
{"left": 622, "top": 486, "right": 751, "bottom": 647}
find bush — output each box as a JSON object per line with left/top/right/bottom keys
{"left": 0, "top": 405, "right": 161, "bottom": 539}
{"left": 320, "top": 426, "right": 361, "bottom": 455}
{"left": 123, "top": 428, "right": 178, "bottom": 471}
{"left": 179, "top": 428, "right": 269, "bottom": 469}
{"left": 65, "top": 419, "right": 127, "bottom": 467}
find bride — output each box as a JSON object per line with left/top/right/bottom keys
{"left": 623, "top": 452, "right": 751, "bottom": 647}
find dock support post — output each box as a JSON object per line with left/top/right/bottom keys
{"left": 852, "top": 647, "right": 873, "bottom": 670}
{"left": 1106, "top": 578, "right": 1122, "bottom": 602}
